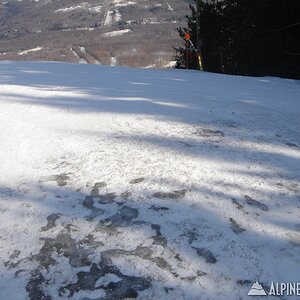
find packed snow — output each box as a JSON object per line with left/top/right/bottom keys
{"left": 0, "top": 61, "right": 299, "bottom": 300}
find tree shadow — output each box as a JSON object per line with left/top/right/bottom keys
{"left": 0, "top": 61, "right": 300, "bottom": 299}
{"left": 0, "top": 172, "right": 299, "bottom": 299}
{"left": 1, "top": 61, "right": 299, "bottom": 122}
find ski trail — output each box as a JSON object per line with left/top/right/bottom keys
{"left": 70, "top": 48, "right": 87, "bottom": 64}
{"left": 110, "top": 56, "right": 117, "bottom": 66}
{"left": 165, "top": 1, "right": 173, "bottom": 12}
{"left": 104, "top": 9, "right": 113, "bottom": 26}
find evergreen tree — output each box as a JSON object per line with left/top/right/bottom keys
{"left": 174, "top": 4, "right": 198, "bottom": 70}
{"left": 174, "top": 0, "right": 300, "bottom": 79}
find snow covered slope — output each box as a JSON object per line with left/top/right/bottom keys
{"left": 0, "top": 61, "right": 299, "bottom": 299}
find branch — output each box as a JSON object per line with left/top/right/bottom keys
{"left": 269, "top": 22, "right": 300, "bottom": 32}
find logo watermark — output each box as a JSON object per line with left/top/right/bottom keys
{"left": 247, "top": 281, "right": 300, "bottom": 297}
{"left": 248, "top": 281, "right": 267, "bottom": 296}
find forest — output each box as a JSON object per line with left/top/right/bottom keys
{"left": 175, "top": 0, "right": 300, "bottom": 79}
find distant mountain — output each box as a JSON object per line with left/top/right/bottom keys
{"left": 0, "top": 0, "right": 192, "bottom": 67}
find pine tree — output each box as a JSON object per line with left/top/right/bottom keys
{"left": 174, "top": 4, "right": 198, "bottom": 70}
{"left": 174, "top": 0, "right": 300, "bottom": 78}
{"left": 174, "top": 1, "right": 223, "bottom": 72}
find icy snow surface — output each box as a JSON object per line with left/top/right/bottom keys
{"left": 0, "top": 61, "right": 299, "bottom": 299}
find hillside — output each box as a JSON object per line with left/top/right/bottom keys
{"left": 0, "top": 61, "right": 299, "bottom": 299}
{"left": 0, "top": 0, "right": 192, "bottom": 67}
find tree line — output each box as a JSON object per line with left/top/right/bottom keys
{"left": 174, "top": 0, "right": 300, "bottom": 79}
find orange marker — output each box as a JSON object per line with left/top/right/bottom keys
{"left": 184, "top": 33, "right": 191, "bottom": 41}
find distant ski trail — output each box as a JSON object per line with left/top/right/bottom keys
{"left": 70, "top": 48, "right": 87, "bottom": 64}
{"left": 165, "top": 1, "right": 174, "bottom": 11}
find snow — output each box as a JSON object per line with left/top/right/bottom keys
{"left": 104, "top": 9, "right": 113, "bottom": 26}
{"left": 75, "top": 27, "right": 95, "bottom": 31}
{"left": 79, "top": 46, "right": 86, "bottom": 54}
{"left": 17, "top": 47, "right": 42, "bottom": 55}
{"left": 89, "top": 5, "right": 102, "bottom": 13}
{"left": 115, "top": 1, "right": 136, "bottom": 8}
{"left": 70, "top": 48, "right": 87, "bottom": 64}
{"left": 110, "top": 56, "right": 117, "bottom": 66}
{"left": 102, "top": 29, "right": 132, "bottom": 37}
{"left": 115, "top": 9, "right": 122, "bottom": 22}
{"left": 56, "top": 4, "right": 102, "bottom": 13}
{"left": 0, "top": 61, "right": 299, "bottom": 300}
{"left": 165, "top": 1, "right": 174, "bottom": 12}
{"left": 56, "top": 5, "right": 87, "bottom": 13}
